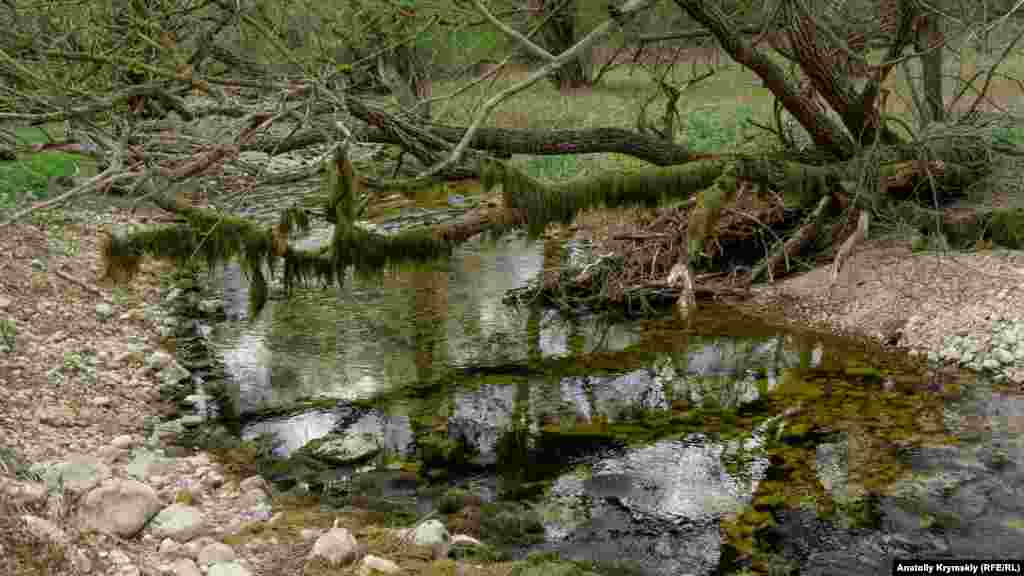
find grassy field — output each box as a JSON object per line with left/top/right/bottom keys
{"left": 0, "top": 125, "right": 96, "bottom": 214}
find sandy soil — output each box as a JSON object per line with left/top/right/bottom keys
{"left": 736, "top": 236, "right": 1024, "bottom": 373}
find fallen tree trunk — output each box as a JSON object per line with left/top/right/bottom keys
{"left": 242, "top": 97, "right": 701, "bottom": 169}
{"left": 364, "top": 123, "right": 700, "bottom": 166}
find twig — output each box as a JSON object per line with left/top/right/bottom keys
{"left": 830, "top": 210, "right": 869, "bottom": 286}
{"left": 0, "top": 157, "right": 125, "bottom": 227}
{"left": 612, "top": 232, "right": 669, "bottom": 240}
{"left": 55, "top": 268, "right": 112, "bottom": 302}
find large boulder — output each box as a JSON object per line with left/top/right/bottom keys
{"left": 78, "top": 479, "right": 161, "bottom": 537}
{"left": 413, "top": 519, "right": 451, "bottom": 559}
{"left": 358, "top": 554, "right": 401, "bottom": 575}
{"left": 308, "top": 525, "right": 359, "bottom": 566}
{"left": 305, "top": 432, "right": 381, "bottom": 464}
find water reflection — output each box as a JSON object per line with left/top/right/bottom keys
{"left": 214, "top": 233, "right": 647, "bottom": 417}
{"left": 212, "top": 229, "right": 928, "bottom": 576}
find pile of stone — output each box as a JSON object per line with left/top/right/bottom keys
{"left": 932, "top": 319, "right": 1024, "bottom": 384}
{"left": 0, "top": 431, "right": 488, "bottom": 576}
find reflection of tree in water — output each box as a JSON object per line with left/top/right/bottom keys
{"left": 406, "top": 263, "right": 460, "bottom": 472}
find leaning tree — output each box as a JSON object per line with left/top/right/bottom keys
{"left": 2, "top": 0, "right": 1022, "bottom": 315}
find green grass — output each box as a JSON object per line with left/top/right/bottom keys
{"left": 0, "top": 125, "right": 93, "bottom": 213}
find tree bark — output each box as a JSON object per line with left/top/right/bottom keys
{"left": 242, "top": 101, "right": 700, "bottom": 167}
{"left": 916, "top": 11, "right": 944, "bottom": 125}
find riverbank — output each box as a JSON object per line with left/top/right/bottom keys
{"left": 2, "top": 199, "right": 1022, "bottom": 576}
{"left": 734, "top": 236, "right": 1024, "bottom": 386}
{"left": 0, "top": 203, "right": 586, "bottom": 576}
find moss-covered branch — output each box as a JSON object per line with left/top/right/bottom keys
{"left": 483, "top": 157, "right": 728, "bottom": 237}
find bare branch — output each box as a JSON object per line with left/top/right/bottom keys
{"left": 471, "top": 0, "right": 556, "bottom": 62}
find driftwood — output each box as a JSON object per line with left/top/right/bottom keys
{"left": 831, "top": 210, "right": 870, "bottom": 285}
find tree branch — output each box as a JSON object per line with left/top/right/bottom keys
{"left": 367, "top": 0, "right": 655, "bottom": 190}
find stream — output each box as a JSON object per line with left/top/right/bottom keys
{"left": 199, "top": 214, "right": 1024, "bottom": 575}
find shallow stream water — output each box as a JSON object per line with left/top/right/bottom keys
{"left": 203, "top": 216, "right": 1024, "bottom": 575}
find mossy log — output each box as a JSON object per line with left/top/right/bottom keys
{"left": 483, "top": 156, "right": 729, "bottom": 238}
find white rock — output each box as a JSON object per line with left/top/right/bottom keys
{"left": 159, "top": 537, "right": 183, "bottom": 556}
{"left": 96, "top": 445, "right": 123, "bottom": 463}
{"left": 450, "top": 534, "right": 483, "bottom": 548}
{"left": 207, "top": 561, "right": 252, "bottom": 576}
{"left": 150, "top": 503, "right": 207, "bottom": 542}
{"left": 115, "top": 564, "right": 141, "bottom": 576}
{"left": 308, "top": 527, "right": 359, "bottom": 566}
{"left": 109, "top": 548, "right": 132, "bottom": 565}
{"left": 169, "top": 557, "right": 202, "bottom": 576}
{"left": 309, "top": 432, "right": 381, "bottom": 464}
{"left": 112, "top": 435, "right": 137, "bottom": 449}
{"left": 412, "top": 519, "right": 450, "bottom": 547}
{"left": 79, "top": 479, "right": 161, "bottom": 537}
{"left": 197, "top": 542, "right": 236, "bottom": 566}
{"left": 183, "top": 537, "right": 218, "bottom": 559}
{"left": 358, "top": 554, "right": 401, "bottom": 575}
{"left": 412, "top": 519, "right": 450, "bottom": 559}
{"left": 300, "top": 528, "right": 321, "bottom": 541}
{"left": 238, "top": 476, "right": 270, "bottom": 496}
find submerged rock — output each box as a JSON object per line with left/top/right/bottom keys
{"left": 303, "top": 431, "right": 381, "bottom": 464}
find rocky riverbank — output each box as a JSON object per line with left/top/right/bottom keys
{"left": 3, "top": 199, "right": 1022, "bottom": 576}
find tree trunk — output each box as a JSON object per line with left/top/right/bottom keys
{"left": 916, "top": 11, "right": 944, "bottom": 125}
{"left": 247, "top": 97, "right": 702, "bottom": 167}
{"left": 672, "top": 0, "right": 856, "bottom": 159}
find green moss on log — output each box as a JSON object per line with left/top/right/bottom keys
{"left": 687, "top": 166, "right": 739, "bottom": 258}
{"left": 988, "top": 208, "right": 1024, "bottom": 249}
{"left": 102, "top": 208, "right": 276, "bottom": 280}
{"left": 482, "top": 157, "right": 726, "bottom": 237}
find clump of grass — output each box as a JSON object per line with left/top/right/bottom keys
{"left": 0, "top": 152, "right": 82, "bottom": 213}
{"left": 0, "top": 512, "right": 71, "bottom": 576}
{"left": 174, "top": 488, "right": 200, "bottom": 506}
{"left": 0, "top": 318, "right": 16, "bottom": 354}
